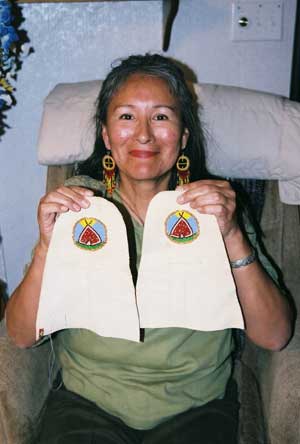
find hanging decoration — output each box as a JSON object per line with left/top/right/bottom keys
{"left": 0, "top": 0, "right": 31, "bottom": 137}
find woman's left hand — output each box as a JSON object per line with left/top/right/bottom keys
{"left": 176, "top": 179, "right": 239, "bottom": 240}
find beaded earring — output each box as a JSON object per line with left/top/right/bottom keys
{"left": 176, "top": 152, "right": 190, "bottom": 186}
{"left": 102, "top": 152, "right": 116, "bottom": 196}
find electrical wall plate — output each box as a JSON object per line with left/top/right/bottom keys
{"left": 231, "top": 1, "right": 283, "bottom": 41}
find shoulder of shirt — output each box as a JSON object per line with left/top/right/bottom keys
{"left": 64, "top": 175, "right": 105, "bottom": 194}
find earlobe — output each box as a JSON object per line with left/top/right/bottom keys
{"left": 102, "top": 125, "right": 111, "bottom": 150}
{"left": 181, "top": 128, "right": 189, "bottom": 149}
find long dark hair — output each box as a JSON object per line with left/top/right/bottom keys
{"left": 77, "top": 53, "right": 209, "bottom": 189}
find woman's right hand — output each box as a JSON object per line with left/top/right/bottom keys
{"left": 37, "top": 186, "right": 94, "bottom": 252}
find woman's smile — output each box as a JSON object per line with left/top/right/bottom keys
{"left": 129, "top": 149, "right": 159, "bottom": 159}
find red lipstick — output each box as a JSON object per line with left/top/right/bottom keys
{"left": 130, "top": 150, "right": 158, "bottom": 158}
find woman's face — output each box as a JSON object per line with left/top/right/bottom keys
{"left": 101, "top": 73, "right": 189, "bottom": 186}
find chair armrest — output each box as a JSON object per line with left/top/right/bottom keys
{"left": 234, "top": 357, "right": 266, "bottom": 444}
{"left": 264, "top": 346, "right": 300, "bottom": 444}
{"left": 242, "top": 336, "right": 300, "bottom": 444}
{"left": 260, "top": 180, "right": 300, "bottom": 444}
{"left": 0, "top": 320, "right": 50, "bottom": 444}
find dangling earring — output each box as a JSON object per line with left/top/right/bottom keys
{"left": 176, "top": 151, "right": 190, "bottom": 186}
{"left": 102, "top": 151, "right": 116, "bottom": 196}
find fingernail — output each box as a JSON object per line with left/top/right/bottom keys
{"left": 84, "top": 190, "right": 94, "bottom": 196}
{"left": 177, "top": 195, "right": 184, "bottom": 204}
{"left": 81, "top": 199, "right": 90, "bottom": 208}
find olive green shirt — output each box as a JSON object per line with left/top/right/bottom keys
{"left": 52, "top": 175, "right": 278, "bottom": 429}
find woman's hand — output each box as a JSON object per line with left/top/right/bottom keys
{"left": 37, "top": 186, "right": 94, "bottom": 252}
{"left": 176, "top": 180, "right": 239, "bottom": 240}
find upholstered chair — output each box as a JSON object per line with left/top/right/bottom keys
{"left": 0, "top": 82, "right": 299, "bottom": 444}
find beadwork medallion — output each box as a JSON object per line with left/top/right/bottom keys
{"left": 165, "top": 210, "right": 199, "bottom": 244}
{"left": 73, "top": 218, "right": 107, "bottom": 251}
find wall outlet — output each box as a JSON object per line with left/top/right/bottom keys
{"left": 231, "top": 1, "right": 283, "bottom": 41}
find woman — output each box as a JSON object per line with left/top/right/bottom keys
{"left": 6, "top": 54, "right": 292, "bottom": 444}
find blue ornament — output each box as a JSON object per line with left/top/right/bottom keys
{"left": 0, "top": 0, "right": 31, "bottom": 133}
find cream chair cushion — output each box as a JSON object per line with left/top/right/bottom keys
{"left": 37, "top": 81, "right": 300, "bottom": 204}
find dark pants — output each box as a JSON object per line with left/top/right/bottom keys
{"left": 35, "top": 380, "right": 239, "bottom": 444}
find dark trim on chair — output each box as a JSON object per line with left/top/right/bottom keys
{"left": 0, "top": 279, "right": 7, "bottom": 320}
{"left": 290, "top": 0, "right": 300, "bottom": 101}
